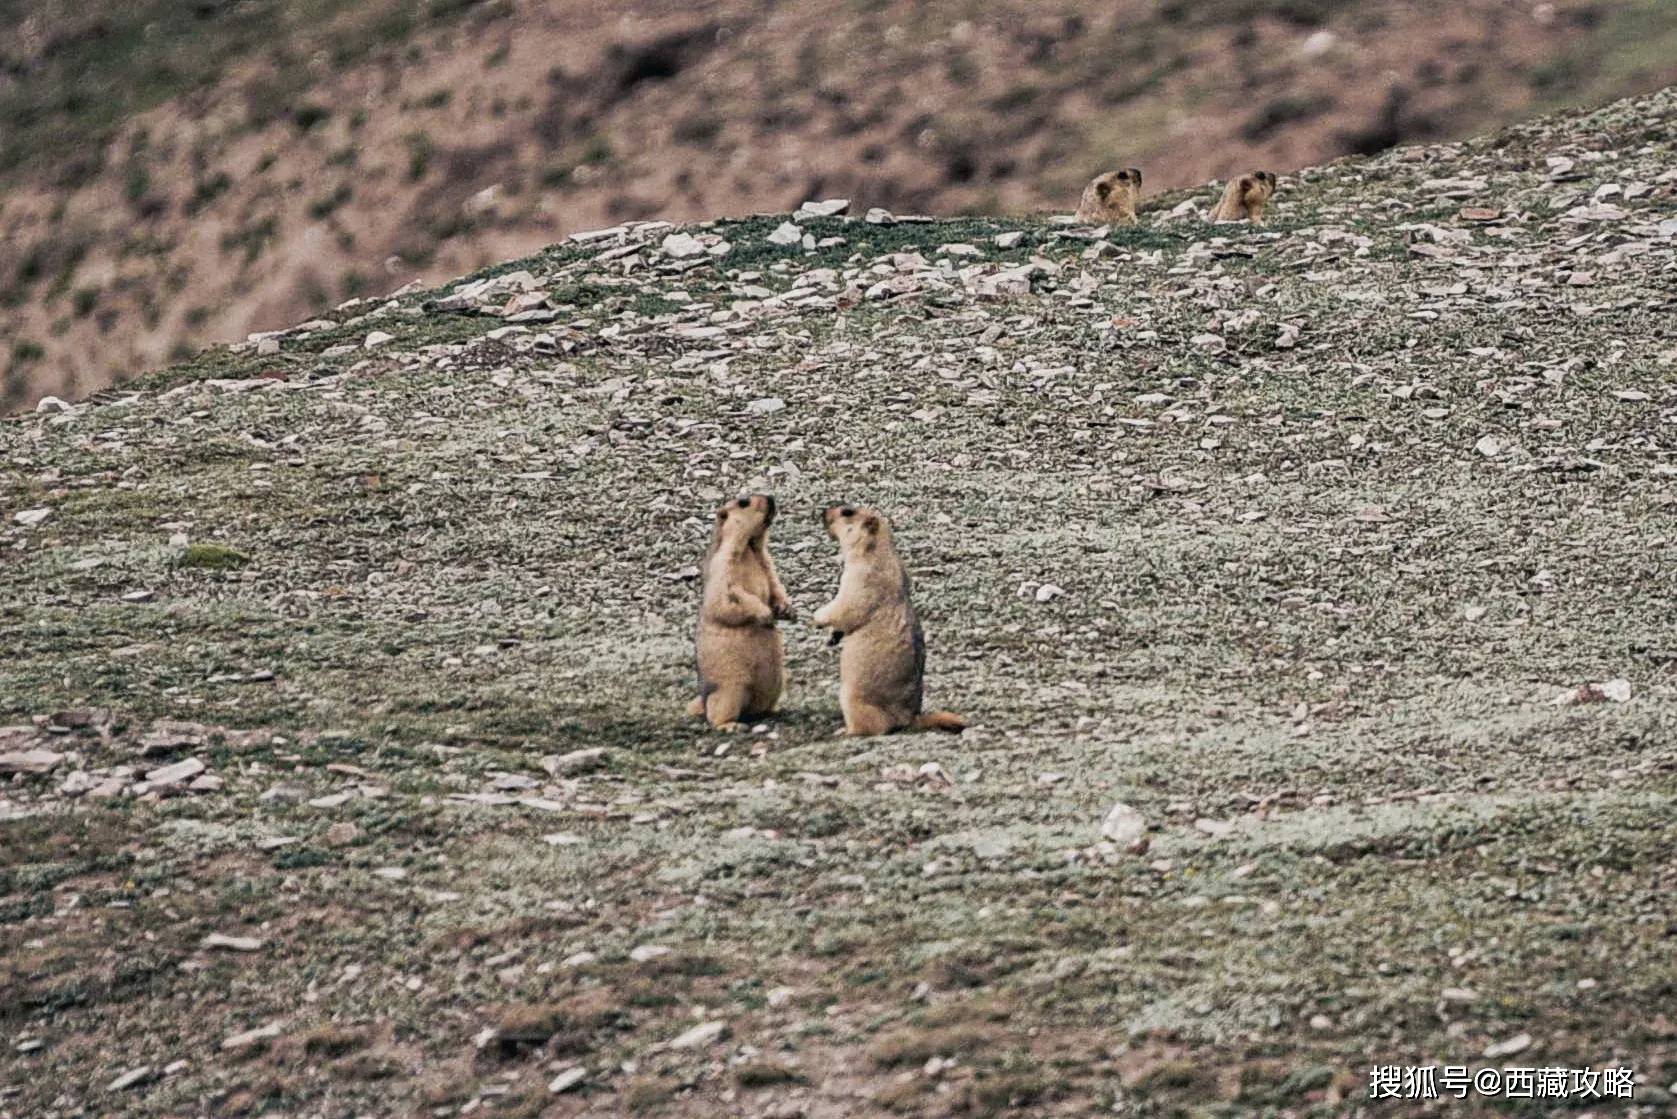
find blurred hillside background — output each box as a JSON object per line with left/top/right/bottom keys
{"left": 3, "top": 0, "right": 1675, "bottom": 410}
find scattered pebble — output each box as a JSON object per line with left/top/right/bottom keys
{"left": 202, "top": 933, "right": 264, "bottom": 952}
{"left": 548, "top": 1066, "right": 586, "bottom": 1094}
{"left": 106, "top": 1066, "right": 154, "bottom": 1092}
{"left": 1483, "top": 1032, "right": 1532, "bottom": 1059}
{"left": 667, "top": 1020, "right": 727, "bottom": 1050}
{"left": 220, "top": 1022, "right": 282, "bottom": 1053}
{"left": 1100, "top": 802, "right": 1147, "bottom": 847}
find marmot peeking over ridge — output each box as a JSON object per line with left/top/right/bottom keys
{"left": 1075, "top": 168, "right": 1143, "bottom": 226}
{"left": 1208, "top": 170, "right": 1277, "bottom": 225}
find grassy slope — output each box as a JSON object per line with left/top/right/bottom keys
{"left": 2, "top": 90, "right": 1676, "bottom": 1117}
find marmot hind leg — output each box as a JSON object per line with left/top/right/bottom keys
{"left": 843, "top": 702, "right": 897, "bottom": 737}
{"left": 704, "top": 684, "right": 751, "bottom": 730}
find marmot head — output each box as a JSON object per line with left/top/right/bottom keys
{"left": 713, "top": 493, "right": 777, "bottom": 546}
{"left": 822, "top": 504, "right": 891, "bottom": 555}
{"left": 1095, "top": 168, "right": 1142, "bottom": 199}
{"left": 1252, "top": 170, "right": 1277, "bottom": 193}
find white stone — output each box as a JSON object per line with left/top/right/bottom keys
{"left": 548, "top": 1067, "right": 586, "bottom": 1094}
{"left": 660, "top": 232, "right": 707, "bottom": 259}
{"left": 1299, "top": 29, "right": 1338, "bottom": 58}
{"left": 798, "top": 198, "right": 850, "bottom": 217}
{"left": 13, "top": 508, "right": 51, "bottom": 527}
{"left": 1100, "top": 803, "right": 1147, "bottom": 845}
{"left": 107, "top": 1067, "right": 153, "bottom": 1092}
{"left": 767, "top": 222, "right": 804, "bottom": 246}
{"left": 145, "top": 758, "right": 206, "bottom": 787}
{"left": 541, "top": 748, "right": 605, "bottom": 777}
{"left": 1483, "top": 1032, "right": 1532, "bottom": 1059}
{"left": 0, "top": 750, "right": 64, "bottom": 775}
{"left": 668, "top": 1020, "right": 726, "bottom": 1049}
{"left": 221, "top": 1022, "right": 282, "bottom": 1052}
{"left": 568, "top": 225, "right": 628, "bottom": 244}
{"left": 1597, "top": 678, "right": 1632, "bottom": 703}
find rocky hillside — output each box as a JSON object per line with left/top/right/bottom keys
{"left": 5, "top": 0, "right": 1677, "bottom": 411}
{"left": 2, "top": 87, "right": 1675, "bottom": 1117}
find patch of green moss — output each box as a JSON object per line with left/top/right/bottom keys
{"left": 176, "top": 543, "right": 251, "bottom": 570}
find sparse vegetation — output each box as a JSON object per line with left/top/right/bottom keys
{"left": 404, "top": 131, "right": 435, "bottom": 181}
{"left": 175, "top": 543, "right": 251, "bottom": 570}
{"left": 291, "top": 102, "right": 332, "bottom": 131}
{"left": 220, "top": 216, "right": 279, "bottom": 264}
{"left": 308, "top": 183, "right": 354, "bottom": 220}
{"left": 186, "top": 172, "right": 234, "bottom": 216}
{"left": 9, "top": 338, "right": 45, "bottom": 364}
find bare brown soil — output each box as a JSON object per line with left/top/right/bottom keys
{"left": 3, "top": 0, "right": 1676, "bottom": 410}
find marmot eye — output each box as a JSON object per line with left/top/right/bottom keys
{"left": 840, "top": 507, "right": 855, "bottom": 517}
{"left": 736, "top": 498, "right": 750, "bottom": 508}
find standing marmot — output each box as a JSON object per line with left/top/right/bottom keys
{"left": 812, "top": 505, "right": 965, "bottom": 736}
{"left": 687, "top": 494, "right": 793, "bottom": 729}
{"left": 1075, "top": 168, "right": 1143, "bottom": 226}
{"left": 1208, "top": 171, "right": 1278, "bottom": 225}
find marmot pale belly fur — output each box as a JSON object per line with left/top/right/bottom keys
{"left": 687, "top": 494, "right": 793, "bottom": 728}
{"left": 813, "top": 505, "right": 964, "bottom": 736}
{"left": 1209, "top": 170, "right": 1277, "bottom": 225}
{"left": 1075, "top": 168, "right": 1143, "bottom": 225}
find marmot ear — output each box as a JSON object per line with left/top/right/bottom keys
{"left": 862, "top": 513, "right": 881, "bottom": 535}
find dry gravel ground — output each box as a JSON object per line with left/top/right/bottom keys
{"left": 3, "top": 90, "right": 1676, "bottom": 1118}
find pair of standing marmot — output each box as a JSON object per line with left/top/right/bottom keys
{"left": 1075, "top": 168, "right": 1278, "bottom": 226}
{"left": 687, "top": 496, "right": 963, "bottom": 737}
